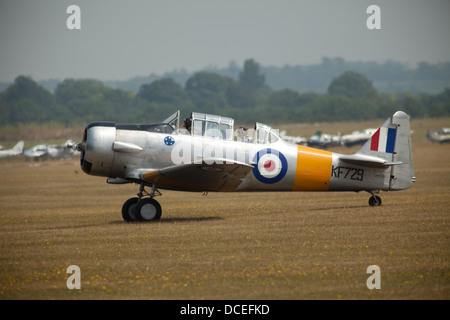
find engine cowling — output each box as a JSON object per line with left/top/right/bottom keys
{"left": 80, "top": 122, "right": 116, "bottom": 177}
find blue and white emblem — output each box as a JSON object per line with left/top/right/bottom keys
{"left": 252, "top": 148, "right": 288, "bottom": 184}
{"left": 164, "top": 136, "right": 175, "bottom": 146}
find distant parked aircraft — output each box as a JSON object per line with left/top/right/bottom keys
{"left": 0, "top": 141, "right": 24, "bottom": 159}
{"left": 280, "top": 130, "right": 307, "bottom": 145}
{"left": 307, "top": 131, "right": 341, "bottom": 149}
{"left": 341, "top": 128, "right": 377, "bottom": 147}
{"left": 24, "top": 140, "right": 79, "bottom": 161}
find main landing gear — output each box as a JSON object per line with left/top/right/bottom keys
{"left": 121, "top": 184, "right": 162, "bottom": 222}
{"left": 368, "top": 191, "right": 382, "bottom": 207}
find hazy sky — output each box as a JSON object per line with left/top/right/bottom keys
{"left": 0, "top": 0, "right": 449, "bottom": 82}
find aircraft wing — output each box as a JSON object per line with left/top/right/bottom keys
{"left": 138, "top": 160, "right": 254, "bottom": 192}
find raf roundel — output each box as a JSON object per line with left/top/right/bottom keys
{"left": 164, "top": 136, "right": 175, "bottom": 146}
{"left": 252, "top": 148, "right": 288, "bottom": 184}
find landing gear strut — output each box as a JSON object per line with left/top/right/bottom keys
{"left": 368, "top": 191, "right": 382, "bottom": 207}
{"left": 121, "top": 183, "right": 162, "bottom": 222}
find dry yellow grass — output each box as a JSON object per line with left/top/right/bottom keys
{"left": 0, "top": 117, "right": 449, "bottom": 300}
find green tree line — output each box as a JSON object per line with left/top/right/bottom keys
{"left": 102, "top": 57, "right": 450, "bottom": 94}
{"left": 1, "top": 59, "right": 449, "bottom": 127}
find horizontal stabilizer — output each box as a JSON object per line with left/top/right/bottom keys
{"left": 339, "top": 154, "right": 403, "bottom": 167}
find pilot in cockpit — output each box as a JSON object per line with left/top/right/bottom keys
{"left": 183, "top": 118, "right": 192, "bottom": 133}
{"left": 237, "top": 126, "right": 249, "bottom": 142}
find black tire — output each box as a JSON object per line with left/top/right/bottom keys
{"left": 122, "top": 197, "right": 139, "bottom": 222}
{"left": 134, "top": 198, "right": 162, "bottom": 222}
{"left": 369, "top": 195, "right": 382, "bottom": 206}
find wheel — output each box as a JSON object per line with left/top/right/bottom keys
{"left": 369, "top": 195, "right": 382, "bottom": 206}
{"left": 122, "top": 197, "right": 139, "bottom": 222}
{"left": 134, "top": 198, "right": 162, "bottom": 222}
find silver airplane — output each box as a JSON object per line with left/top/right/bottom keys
{"left": 0, "top": 140, "right": 24, "bottom": 159}
{"left": 23, "top": 144, "right": 49, "bottom": 161}
{"left": 24, "top": 140, "right": 79, "bottom": 161}
{"left": 69, "top": 111, "right": 415, "bottom": 222}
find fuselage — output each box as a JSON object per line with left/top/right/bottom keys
{"left": 80, "top": 122, "right": 391, "bottom": 193}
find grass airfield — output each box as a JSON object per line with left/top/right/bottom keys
{"left": 0, "top": 117, "right": 449, "bottom": 300}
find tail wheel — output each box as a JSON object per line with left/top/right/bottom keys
{"left": 122, "top": 197, "right": 139, "bottom": 222}
{"left": 369, "top": 195, "right": 382, "bottom": 206}
{"left": 134, "top": 198, "right": 162, "bottom": 222}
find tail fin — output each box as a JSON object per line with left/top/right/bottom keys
{"left": 13, "top": 141, "right": 24, "bottom": 154}
{"left": 358, "top": 111, "right": 415, "bottom": 190}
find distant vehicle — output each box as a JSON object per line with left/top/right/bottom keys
{"left": 0, "top": 141, "right": 24, "bottom": 159}
{"left": 427, "top": 128, "right": 450, "bottom": 143}
{"left": 69, "top": 110, "right": 415, "bottom": 222}
{"left": 341, "top": 128, "right": 377, "bottom": 147}
{"left": 307, "top": 131, "right": 341, "bottom": 149}
{"left": 24, "top": 140, "right": 79, "bottom": 161}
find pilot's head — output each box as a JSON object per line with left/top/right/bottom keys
{"left": 184, "top": 118, "right": 191, "bottom": 130}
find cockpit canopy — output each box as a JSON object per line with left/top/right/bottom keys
{"left": 253, "top": 122, "right": 280, "bottom": 144}
{"left": 191, "top": 112, "right": 234, "bottom": 141}
{"left": 163, "top": 110, "right": 281, "bottom": 144}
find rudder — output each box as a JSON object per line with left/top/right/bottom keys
{"left": 357, "top": 111, "right": 415, "bottom": 191}
{"left": 389, "top": 111, "right": 415, "bottom": 190}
